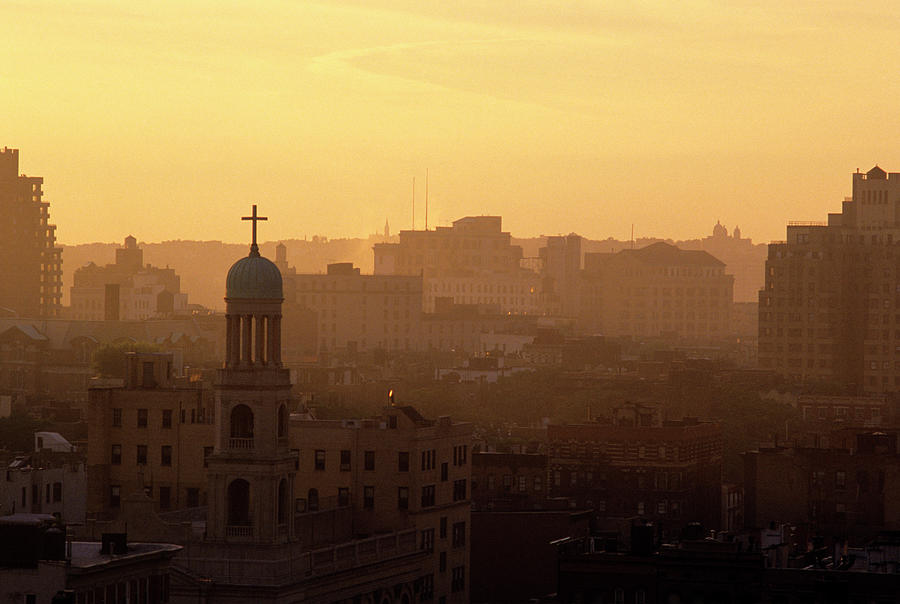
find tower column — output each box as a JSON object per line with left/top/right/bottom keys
{"left": 255, "top": 315, "right": 267, "bottom": 365}
{"left": 266, "top": 314, "right": 276, "bottom": 365}
{"left": 272, "top": 315, "right": 282, "bottom": 365}
{"left": 242, "top": 314, "right": 253, "bottom": 365}
{"left": 225, "top": 314, "right": 233, "bottom": 365}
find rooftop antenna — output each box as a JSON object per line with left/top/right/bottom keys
{"left": 425, "top": 168, "right": 429, "bottom": 231}
{"left": 631, "top": 224, "right": 635, "bottom": 249}
{"left": 412, "top": 177, "right": 416, "bottom": 230}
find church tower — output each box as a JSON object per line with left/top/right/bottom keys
{"left": 206, "top": 205, "right": 296, "bottom": 544}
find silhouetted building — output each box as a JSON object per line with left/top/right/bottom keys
{"left": 759, "top": 165, "right": 900, "bottom": 392}
{"left": 374, "top": 216, "right": 540, "bottom": 315}
{"left": 0, "top": 147, "right": 62, "bottom": 318}
{"left": 580, "top": 242, "right": 734, "bottom": 341}
{"left": 69, "top": 236, "right": 189, "bottom": 321}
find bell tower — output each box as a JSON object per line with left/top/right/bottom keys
{"left": 206, "top": 205, "right": 296, "bottom": 544}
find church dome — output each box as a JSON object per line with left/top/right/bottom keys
{"left": 226, "top": 249, "right": 283, "bottom": 300}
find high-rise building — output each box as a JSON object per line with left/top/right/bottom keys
{"left": 0, "top": 147, "right": 62, "bottom": 317}
{"left": 758, "top": 166, "right": 900, "bottom": 392}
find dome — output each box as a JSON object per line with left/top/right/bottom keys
{"left": 226, "top": 249, "right": 283, "bottom": 299}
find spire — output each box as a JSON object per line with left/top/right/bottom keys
{"left": 242, "top": 204, "right": 268, "bottom": 257}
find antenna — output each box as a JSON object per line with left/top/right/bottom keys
{"left": 425, "top": 168, "right": 429, "bottom": 231}
{"left": 631, "top": 224, "right": 634, "bottom": 249}
{"left": 412, "top": 177, "right": 416, "bottom": 230}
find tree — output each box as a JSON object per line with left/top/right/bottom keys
{"left": 92, "top": 341, "right": 161, "bottom": 377}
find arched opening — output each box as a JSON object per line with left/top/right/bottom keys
{"left": 278, "top": 478, "right": 289, "bottom": 525}
{"left": 227, "top": 479, "right": 250, "bottom": 525}
{"left": 308, "top": 488, "right": 319, "bottom": 512}
{"left": 277, "top": 404, "right": 287, "bottom": 438}
{"left": 230, "top": 404, "right": 254, "bottom": 439}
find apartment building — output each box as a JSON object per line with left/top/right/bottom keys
{"left": 86, "top": 352, "right": 215, "bottom": 518}
{"left": 291, "top": 406, "right": 473, "bottom": 603}
{"left": 0, "top": 147, "right": 62, "bottom": 318}
{"left": 759, "top": 166, "right": 900, "bottom": 392}
{"left": 547, "top": 403, "right": 723, "bottom": 535}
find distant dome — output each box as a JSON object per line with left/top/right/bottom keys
{"left": 713, "top": 221, "right": 727, "bottom": 238}
{"left": 226, "top": 250, "right": 283, "bottom": 299}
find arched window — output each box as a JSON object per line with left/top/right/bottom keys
{"left": 308, "top": 488, "right": 319, "bottom": 512}
{"left": 278, "top": 478, "right": 289, "bottom": 525}
{"left": 230, "top": 404, "right": 254, "bottom": 439}
{"left": 227, "top": 479, "right": 250, "bottom": 525}
{"left": 277, "top": 404, "right": 287, "bottom": 438}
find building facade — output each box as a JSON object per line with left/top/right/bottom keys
{"left": 759, "top": 165, "right": 900, "bottom": 392}
{"left": 0, "top": 147, "right": 62, "bottom": 318}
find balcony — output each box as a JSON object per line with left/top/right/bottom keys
{"left": 226, "top": 525, "right": 253, "bottom": 538}
{"left": 229, "top": 437, "right": 254, "bottom": 450}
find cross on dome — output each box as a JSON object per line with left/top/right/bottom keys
{"left": 242, "top": 204, "right": 268, "bottom": 256}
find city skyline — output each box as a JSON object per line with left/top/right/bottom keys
{"left": 6, "top": 1, "right": 900, "bottom": 244}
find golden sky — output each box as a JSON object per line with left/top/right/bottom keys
{"left": 5, "top": 0, "right": 900, "bottom": 245}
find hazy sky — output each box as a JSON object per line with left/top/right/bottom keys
{"left": 5, "top": 0, "right": 900, "bottom": 245}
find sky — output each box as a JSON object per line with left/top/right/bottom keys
{"left": 5, "top": 0, "right": 900, "bottom": 245}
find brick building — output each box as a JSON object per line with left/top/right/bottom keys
{"left": 547, "top": 403, "right": 723, "bottom": 535}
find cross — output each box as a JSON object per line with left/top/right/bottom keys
{"left": 242, "top": 204, "right": 268, "bottom": 247}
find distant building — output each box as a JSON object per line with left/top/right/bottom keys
{"left": 282, "top": 260, "right": 423, "bottom": 357}
{"left": 539, "top": 233, "right": 582, "bottom": 317}
{"left": 69, "top": 236, "right": 190, "bottom": 321}
{"left": 1, "top": 439, "right": 86, "bottom": 524}
{"left": 0, "top": 147, "right": 62, "bottom": 318}
{"left": 579, "top": 242, "right": 734, "bottom": 341}
{"left": 374, "top": 216, "right": 540, "bottom": 315}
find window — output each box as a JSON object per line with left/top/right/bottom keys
{"left": 453, "top": 479, "right": 467, "bottom": 501}
{"left": 452, "top": 521, "right": 466, "bottom": 547}
{"left": 203, "top": 446, "right": 213, "bottom": 468}
{"left": 636, "top": 588, "right": 646, "bottom": 604}
{"left": 439, "top": 551, "right": 447, "bottom": 572}
{"left": 398, "top": 487, "right": 409, "bottom": 510}
{"left": 420, "top": 528, "right": 434, "bottom": 552}
{"left": 439, "top": 516, "right": 447, "bottom": 539}
{"left": 836, "top": 471, "right": 846, "bottom": 489}
{"left": 421, "top": 485, "right": 436, "bottom": 507}
{"left": 159, "top": 486, "right": 171, "bottom": 510}
{"left": 137, "top": 445, "right": 148, "bottom": 465}
{"left": 517, "top": 476, "right": 527, "bottom": 492}
{"left": 441, "top": 462, "right": 449, "bottom": 482}
{"left": 340, "top": 449, "right": 351, "bottom": 472}
{"left": 364, "top": 486, "right": 374, "bottom": 509}
{"left": 534, "top": 476, "right": 542, "bottom": 491}
{"left": 162, "top": 409, "right": 172, "bottom": 429}
{"left": 637, "top": 501, "right": 645, "bottom": 515}
{"left": 187, "top": 488, "right": 200, "bottom": 508}
{"left": 453, "top": 444, "right": 468, "bottom": 466}
{"left": 111, "top": 444, "right": 122, "bottom": 465}
{"left": 161, "top": 445, "right": 172, "bottom": 466}
{"left": 338, "top": 487, "right": 350, "bottom": 507}
{"left": 614, "top": 588, "right": 625, "bottom": 604}
{"left": 398, "top": 451, "right": 409, "bottom": 472}
{"left": 421, "top": 449, "right": 435, "bottom": 471}
{"left": 657, "top": 501, "right": 667, "bottom": 515}
{"left": 315, "top": 450, "right": 326, "bottom": 471}
{"left": 308, "top": 488, "right": 319, "bottom": 512}
{"left": 52, "top": 482, "right": 61, "bottom": 503}
{"left": 364, "top": 450, "right": 375, "bottom": 471}
{"left": 420, "top": 573, "right": 434, "bottom": 602}
{"left": 112, "top": 408, "right": 122, "bottom": 427}
{"left": 451, "top": 566, "right": 465, "bottom": 592}
{"left": 110, "top": 485, "right": 121, "bottom": 508}
{"left": 137, "top": 409, "right": 148, "bottom": 428}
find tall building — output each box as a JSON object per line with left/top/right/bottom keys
{"left": 374, "top": 216, "right": 540, "bottom": 315}
{"left": 758, "top": 166, "right": 900, "bottom": 392}
{"left": 0, "top": 147, "right": 62, "bottom": 318}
